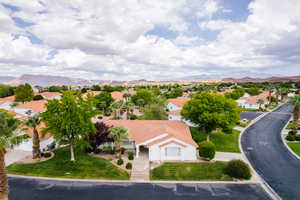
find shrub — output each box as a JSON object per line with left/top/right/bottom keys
{"left": 33, "top": 95, "right": 44, "bottom": 101}
{"left": 286, "top": 134, "right": 296, "bottom": 141}
{"left": 117, "top": 158, "right": 124, "bottom": 165}
{"left": 126, "top": 162, "right": 132, "bottom": 170}
{"left": 198, "top": 141, "right": 216, "bottom": 160}
{"left": 225, "top": 159, "right": 252, "bottom": 180}
{"left": 102, "top": 146, "right": 115, "bottom": 154}
{"left": 295, "top": 135, "right": 300, "bottom": 141}
{"left": 41, "top": 152, "right": 51, "bottom": 158}
{"left": 93, "top": 148, "right": 101, "bottom": 154}
{"left": 120, "top": 147, "right": 126, "bottom": 155}
{"left": 128, "top": 152, "right": 134, "bottom": 160}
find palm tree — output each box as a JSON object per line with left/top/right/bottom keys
{"left": 136, "top": 99, "right": 145, "bottom": 111}
{"left": 24, "top": 114, "right": 42, "bottom": 159}
{"left": 109, "top": 101, "right": 123, "bottom": 119}
{"left": 258, "top": 99, "right": 264, "bottom": 111}
{"left": 265, "top": 85, "right": 273, "bottom": 106}
{"left": 289, "top": 95, "right": 300, "bottom": 135}
{"left": 108, "top": 126, "right": 128, "bottom": 156}
{"left": 123, "top": 102, "right": 135, "bottom": 120}
{"left": 0, "top": 112, "right": 29, "bottom": 200}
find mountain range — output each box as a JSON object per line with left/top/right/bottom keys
{"left": 0, "top": 74, "right": 299, "bottom": 86}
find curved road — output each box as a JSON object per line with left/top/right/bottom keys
{"left": 241, "top": 104, "right": 300, "bottom": 200}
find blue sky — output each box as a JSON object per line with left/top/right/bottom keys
{"left": 0, "top": 0, "right": 299, "bottom": 80}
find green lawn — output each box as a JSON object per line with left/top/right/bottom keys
{"left": 287, "top": 142, "right": 300, "bottom": 157}
{"left": 190, "top": 127, "right": 241, "bottom": 153}
{"left": 151, "top": 162, "right": 232, "bottom": 181}
{"left": 7, "top": 147, "right": 129, "bottom": 180}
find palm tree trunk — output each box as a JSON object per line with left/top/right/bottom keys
{"left": 70, "top": 143, "right": 75, "bottom": 161}
{"left": 0, "top": 150, "right": 8, "bottom": 200}
{"left": 32, "top": 127, "right": 41, "bottom": 159}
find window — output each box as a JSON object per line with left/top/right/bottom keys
{"left": 165, "top": 147, "right": 181, "bottom": 157}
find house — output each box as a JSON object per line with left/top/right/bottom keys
{"left": 0, "top": 96, "right": 15, "bottom": 110}
{"left": 111, "top": 90, "right": 136, "bottom": 101}
{"left": 13, "top": 100, "right": 47, "bottom": 116}
{"left": 39, "top": 92, "right": 61, "bottom": 100}
{"left": 15, "top": 119, "right": 54, "bottom": 152}
{"left": 105, "top": 120, "right": 198, "bottom": 161}
{"left": 237, "top": 91, "right": 273, "bottom": 109}
{"left": 166, "top": 97, "right": 195, "bottom": 126}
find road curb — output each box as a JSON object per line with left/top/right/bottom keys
{"left": 238, "top": 103, "right": 286, "bottom": 200}
{"left": 280, "top": 116, "right": 300, "bottom": 161}
{"left": 8, "top": 174, "right": 261, "bottom": 184}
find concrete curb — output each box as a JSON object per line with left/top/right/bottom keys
{"left": 280, "top": 115, "right": 300, "bottom": 161}
{"left": 238, "top": 103, "right": 287, "bottom": 200}
{"left": 8, "top": 174, "right": 261, "bottom": 184}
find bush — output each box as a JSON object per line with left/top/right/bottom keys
{"left": 128, "top": 152, "right": 134, "bottom": 160}
{"left": 126, "top": 162, "right": 132, "bottom": 170}
{"left": 120, "top": 147, "right": 126, "bottom": 154}
{"left": 117, "top": 158, "right": 124, "bottom": 166}
{"left": 295, "top": 135, "right": 300, "bottom": 141}
{"left": 286, "top": 134, "right": 296, "bottom": 141}
{"left": 33, "top": 95, "right": 44, "bottom": 101}
{"left": 198, "top": 141, "right": 216, "bottom": 160}
{"left": 41, "top": 152, "right": 51, "bottom": 158}
{"left": 102, "top": 146, "right": 115, "bottom": 154}
{"left": 225, "top": 159, "right": 252, "bottom": 180}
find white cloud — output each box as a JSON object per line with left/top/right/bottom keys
{"left": 0, "top": 0, "right": 300, "bottom": 80}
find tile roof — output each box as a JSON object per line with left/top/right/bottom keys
{"left": 159, "top": 140, "right": 187, "bottom": 147}
{"left": 19, "top": 118, "right": 51, "bottom": 139}
{"left": 240, "top": 91, "right": 274, "bottom": 105}
{"left": 39, "top": 92, "right": 61, "bottom": 99}
{"left": 105, "top": 120, "right": 197, "bottom": 147}
{"left": 167, "top": 97, "right": 191, "bottom": 108}
{"left": 15, "top": 100, "right": 47, "bottom": 112}
{"left": 111, "top": 90, "right": 136, "bottom": 100}
{"left": 0, "top": 96, "right": 15, "bottom": 104}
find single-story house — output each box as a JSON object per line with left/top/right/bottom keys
{"left": 15, "top": 119, "right": 53, "bottom": 151}
{"left": 166, "top": 97, "right": 196, "bottom": 126}
{"left": 237, "top": 91, "right": 273, "bottom": 109}
{"left": 105, "top": 120, "right": 198, "bottom": 161}
{"left": 13, "top": 100, "right": 47, "bottom": 116}
{"left": 39, "top": 92, "right": 61, "bottom": 100}
{"left": 0, "top": 96, "right": 15, "bottom": 110}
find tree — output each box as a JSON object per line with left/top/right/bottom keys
{"left": 258, "top": 99, "right": 264, "bottom": 111}
{"left": 24, "top": 114, "right": 42, "bottom": 159}
{"left": 109, "top": 101, "right": 124, "bottom": 119}
{"left": 88, "top": 122, "right": 113, "bottom": 153}
{"left": 289, "top": 95, "right": 300, "bottom": 135}
{"left": 108, "top": 126, "right": 128, "bottom": 155}
{"left": 33, "top": 94, "right": 44, "bottom": 101}
{"left": 140, "top": 104, "right": 168, "bottom": 120}
{"left": 95, "top": 92, "right": 114, "bottom": 114}
{"left": 246, "top": 88, "right": 261, "bottom": 96}
{"left": 224, "top": 88, "right": 245, "bottom": 100}
{"left": 0, "top": 112, "right": 29, "bottom": 200}
{"left": 165, "top": 88, "right": 183, "bottom": 98}
{"left": 0, "top": 85, "right": 15, "bottom": 98}
{"left": 131, "top": 89, "right": 154, "bottom": 107}
{"left": 14, "top": 83, "right": 34, "bottom": 103}
{"left": 42, "top": 91, "right": 97, "bottom": 161}
{"left": 181, "top": 92, "right": 240, "bottom": 140}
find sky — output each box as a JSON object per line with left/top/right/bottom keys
{"left": 0, "top": 0, "right": 300, "bottom": 80}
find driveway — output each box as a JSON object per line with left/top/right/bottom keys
{"left": 240, "top": 112, "right": 262, "bottom": 121}
{"left": 9, "top": 177, "right": 271, "bottom": 200}
{"left": 241, "top": 104, "right": 300, "bottom": 200}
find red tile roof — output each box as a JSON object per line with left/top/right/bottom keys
{"left": 167, "top": 97, "right": 191, "bottom": 108}
{"left": 15, "top": 100, "right": 47, "bottom": 112}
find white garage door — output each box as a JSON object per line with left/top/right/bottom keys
{"left": 165, "top": 147, "right": 181, "bottom": 160}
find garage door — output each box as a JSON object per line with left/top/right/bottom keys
{"left": 165, "top": 147, "right": 181, "bottom": 160}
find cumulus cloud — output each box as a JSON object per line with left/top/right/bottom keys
{"left": 0, "top": 0, "right": 299, "bottom": 80}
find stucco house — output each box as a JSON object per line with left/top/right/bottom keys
{"left": 39, "top": 92, "right": 61, "bottom": 100}
{"left": 13, "top": 100, "right": 47, "bottom": 116}
{"left": 105, "top": 120, "right": 198, "bottom": 161}
{"left": 166, "top": 97, "right": 195, "bottom": 126}
{"left": 0, "top": 96, "right": 15, "bottom": 110}
{"left": 237, "top": 91, "right": 273, "bottom": 109}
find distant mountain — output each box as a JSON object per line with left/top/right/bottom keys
{"left": 4, "top": 74, "right": 92, "bottom": 86}
{"left": 0, "top": 76, "right": 16, "bottom": 84}
{"left": 221, "top": 76, "right": 300, "bottom": 83}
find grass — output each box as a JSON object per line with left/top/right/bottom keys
{"left": 190, "top": 127, "right": 241, "bottom": 153}
{"left": 286, "top": 123, "right": 296, "bottom": 130}
{"left": 151, "top": 162, "right": 232, "bottom": 181}
{"left": 7, "top": 147, "right": 130, "bottom": 180}
{"left": 287, "top": 142, "right": 300, "bottom": 157}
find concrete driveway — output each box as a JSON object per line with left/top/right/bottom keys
{"left": 5, "top": 149, "right": 31, "bottom": 166}
{"left": 241, "top": 104, "right": 300, "bottom": 200}
{"left": 9, "top": 177, "right": 272, "bottom": 200}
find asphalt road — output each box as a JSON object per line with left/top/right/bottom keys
{"left": 8, "top": 177, "right": 272, "bottom": 200}
{"left": 241, "top": 104, "right": 300, "bottom": 200}
{"left": 240, "top": 112, "right": 262, "bottom": 121}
